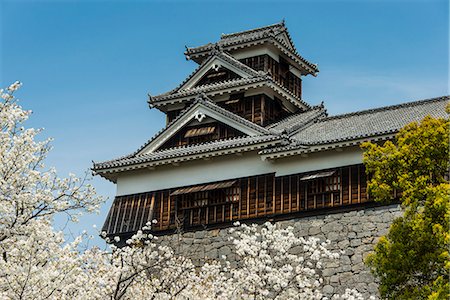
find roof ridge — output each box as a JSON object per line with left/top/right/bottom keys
{"left": 169, "top": 51, "right": 261, "bottom": 95}
{"left": 220, "top": 21, "right": 284, "bottom": 39}
{"left": 93, "top": 134, "right": 282, "bottom": 172}
{"left": 150, "top": 75, "right": 311, "bottom": 111}
{"left": 321, "top": 95, "right": 449, "bottom": 122}
{"left": 267, "top": 106, "right": 317, "bottom": 129}
{"left": 150, "top": 75, "right": 267, "bottom": 103}
{"left": 136, "top": 94, "right": 272, "bottom": 156}
{"left": 267, "top": 107, "right": 328, "bottom": 134}
{"left": 134, "top": 97, "right": 201, "bottom": 156}
{"left": 186, "top": 72, "right": 262, "bottom": 91}
{"left": 266, "top": 77, "right": 311, "bottom": 109}
{"left": 197, "top": 95, "right": 271, "bottom": 134}
{"left": 151, "top": 134, "right": 273, "bottom": 154}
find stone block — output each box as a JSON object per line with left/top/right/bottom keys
{"left": 350, "top": 239, "right": 362, "bottom": 247}
{"left": 218, "top": 246, "right": 232, "bottom": 257}
{"left": 330, "top": 275, "right": 340, "bottom": 283}
{"left": 323, "top": 285, "right": 334, "bottom": 295}
{"left": 351, "top": 254, "right": 363, "bottom": 264}
{"left": 309, "top": 226, "right": 321, "bottom": 235}
{"left": 338, "top": 239, "right": 350, "bottom": 249}
{"left": 347, "top": 231, "right": 356, "bottom": 239}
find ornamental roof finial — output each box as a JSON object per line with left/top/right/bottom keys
{"left": 211, "top": 43, "right": 223, "bottom": 55}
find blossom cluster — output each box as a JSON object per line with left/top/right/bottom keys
{"left": 0, "top": 83, "right": 372, "bottom": 299}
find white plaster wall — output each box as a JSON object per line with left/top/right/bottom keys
{"left": 231, "top": 45, "right": 280, "bottom": 62}
{"left": 116, "top": 147, "right": 364, "bottom": 196}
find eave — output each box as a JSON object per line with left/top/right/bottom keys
{"left": 148, "top": 75, "right": 311, "bottom": 112}
{"left": 259, "top": 133, "right": 397, "bottom": 161}
{"left": 93, "top": 135, "right": 286, "bottom": 183}
{"left": 185, "top": 37, "right": 319, "bottom": 76}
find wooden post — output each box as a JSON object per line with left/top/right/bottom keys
{"left": 167, "top": 193, "right": 171, "bottom": 227}
{"left": 261, "top": 95, "right": 265, "bottom": 126}
{"left": 247, "top": 178, "right": 250, "bottom": 217}
{"left": 111, "top": 198, "right": 122, "bottom": 233}
{"left": 128, "top": 195, "right": 137, "bottom": 231}
{"left": 357, "top": 165, "right": 361, "bottom": 203}
{"left": 272, "top": 176, "right": 276, "bottom": 214}
{"left": 297, "top": 175, "right": 300, "bottom": 211}
{"left": 120, "top": 197, "right": 129, "bottom": 233}
{"left": 147, "top": 193, "right": 155, "bottom": 228}
{"left": 349, "top": 166, "right": 352, "bottom": 204}
{"left": 340, "top": 168, "right": 343, "bottom": 206}
{"left": 304, "top": 183, "right": 308, "bottom": 210}
{"left": 132, "top": 194, "right": 142, "bottom": 231}
{"left": 251, "top": 97, "right": 255, "bottom": 123}
{"left": 230, "top": 203, "right": 233, "bottom": 221}
{"left": 238, "top": 180, "right": 242, "bottom": 219}
{"left": 255, "top": 176, "right": 259, "bottom": 217}
{"left": 138, "top": 194, "right": 149, "bottom": 230}
{"left": 289, "top": 176, "right": 292, "bottom": 213}
{"left": 264, "top": 175, "right": 267, "bottom": 213}
{"left": 214, "top": 206, "right": 217, "bottom": 223}
{"left": 160, "top": 192, "right": 164, "bottom": 230}
{"left": 280, "top": 178, "right": 284, "bottom": 212}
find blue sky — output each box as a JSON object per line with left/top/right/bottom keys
{"left": 1, "top": 0, "right": 448, "bottom": 247}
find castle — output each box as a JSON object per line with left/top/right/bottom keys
{"left": 93, "top": 21, "right": 446, "bottom": 239}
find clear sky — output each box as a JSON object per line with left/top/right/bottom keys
{"left": 1, "top": 0, "right": 448, "bottom": 247}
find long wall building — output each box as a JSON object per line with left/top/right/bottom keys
{"left": 92, "top": 21, "right": 447, "bottom": 297}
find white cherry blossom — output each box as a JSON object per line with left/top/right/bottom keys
{"left": 0, "top": 83, "right": 372, "bottom": 299}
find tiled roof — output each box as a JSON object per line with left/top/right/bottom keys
{"left": 267, "top": 104, "right": 327, "bottom": 134}
{"left": 261, "top": 96, "right": 449, "bottom": 155}
{"left": 184, "top": 22, "right": 318, "bottom": 75}
{"left": 149, "top": 74, "right": 311, "bottom": 110}
{"left": 93, "top": 95, "right": 284, "bottom": 174}
{"left": 93, "top": 95, "right": 448, "bottom": 176}
{"left": 170, "top": 51, "right": 262, "bottom": 94}
{"left": 136, "top": 95, "right": 272, "bottom": 156}
{"left": 150, "top": 75, "right": 267, "bottom": 104}
{"left": 219, "top": 21, "right": 296, "bottom": 52}
{"left": 93, "top": 134, "right": 284, "bottom": 172}
{"left": 292, "top": 96, "right": 448, "bottom": 144}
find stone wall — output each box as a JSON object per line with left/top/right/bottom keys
{"left": 158, "top": 204, "right": 402, "bottom": 299}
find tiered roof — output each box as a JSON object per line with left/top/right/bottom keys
{"left": 184, "top": 21, "right": 318, "bottom": 76}
{"left": 148, "top": 50, "right": 310, "bottom": 110}
{"left": 261, "top": 96, "right": 449, "bottom": 159}
{"left": 93, "top": 95, "right": 449, "bottom": 180}
{"left": 93, "top": 23, "right": 448, "bottom": 181}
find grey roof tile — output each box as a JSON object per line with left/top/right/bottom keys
{"left": 93, "top": 134, "right": 283, "bottom": 171}
{"left": 149, "top": 74, "right": 311, "bottom": 110}
{"left": 268, "top": 104, "right": 327, "bottom": 134}
{"left": 184, "top": 22, "right": 318, "bottom": 74}
{"left": 139, "top": 94, "right": 271, "bottom": 155}
{"left": 290, "top": 96, "right": 449, "bottom": 145}
{"left": 169, "top": 51, "right": 261, "bottom": 95}
{"left": 94, "top": 95, "right": 448, "bottom": 173}
{"left": 93, "top": 95, "right": 280, "bottom": 171}
{"left": 150, "top": 75, "right": 267, "bottom": 103}
{"left": 219, "top": 21, "right": 296, "bottom": 52}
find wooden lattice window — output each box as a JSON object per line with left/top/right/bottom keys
{"left": 301, "top": 171, "right": 342, "bottom": 208}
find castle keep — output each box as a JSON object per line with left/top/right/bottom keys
{"left": 93, "top": 22, "right": 447, "bottom": 240}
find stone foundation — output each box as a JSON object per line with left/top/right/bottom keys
{"left": 158, "top": 204, "right": 402, "bottom": 299}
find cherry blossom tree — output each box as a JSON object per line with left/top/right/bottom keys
{"left": 0, "top": 82, "right": 103, "bottom": 299}
{"left": 0, "top": 82, "right": 369, "bottom": 300}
